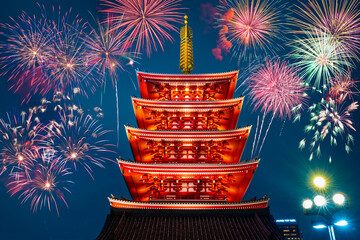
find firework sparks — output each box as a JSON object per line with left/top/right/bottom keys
{"left": 0, "top": 6, "right": 99, "bottom": 101}
{"left": 248, "top": 58, "right": 307, "bottom": 157}
{"left": 0, "top": 12, "right": 51, "bottom": 79}
{"left": 216, "top": 0, "right": 284, "bottom": 62}
{"left": 85, "top": 16, "right": 133, "bottom": 80}
{"left": 7, "top": 148, "right": 72, "bottom": 215}
{"left": 101, "top": 0, "right": 184, "bottom": 57}
{"left": 42, "top": 7, "right": 99, "bottom": 97}
{"left": 84, "top": 16, "right": 135, "bottom": 146}
{"left": 290, "top": 31, "right": 352, "bottom": 89}
{"left": 0, "top": 111, "right": 44, "bottom": 176}
{"left": 248, "top": 59, "right": 307, "bottom": 119}
{"left": 300, "top": 98, "right": 358, "bottom": 162}
{"left": 45, "top": 109, "right": 115, "bottom": 179}
{"left": 293, "top": 0, "right": 360, "bottom": 62}
{"left": 327, "top": 72, "right": 359, "bottom": 102}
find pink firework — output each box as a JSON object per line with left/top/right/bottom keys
{"left": 101, "top": 0, "right": 184, "bottom": 56}
{"left": 84, "top": 16, "right": 133, "bottom": 84}
{"left": 216, "top": 0, "right": 284, "bottom": 61}
{"left": 248, "top": 59, "right": 307, "bottom": 119}
{"left": 7, "top": 148, "right": 72, "bottom": 215}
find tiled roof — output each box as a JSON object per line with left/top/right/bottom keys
{"left": 96, "top": 207, "right": 284, "bottom": 240}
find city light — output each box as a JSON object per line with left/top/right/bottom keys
{"left": 334, "top": 220, "right": 348, "bottom": 227}
{"left": 313, "top": 176, "right": 326, "bottom": 188}
{"left": 276, "top": 219, "right": 296, "bottom": 223}
{"left": 314, "top": 195, "right": 327, "bottom": 207}
{"left": 302, "top": 199, "right": 313, "bottom": 209}
{"left": 333, "top": 193, "right": 345, "bottom": 205}
{"left": 313, "top": 224, "right": 327, "bottom": 229}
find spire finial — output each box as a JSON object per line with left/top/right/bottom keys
{"left": 180, "top": 15, "right": 194, "bottom": 74}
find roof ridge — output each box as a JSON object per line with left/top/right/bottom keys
{"left": 124, "top": 125, "right": 252, "bottom": 133}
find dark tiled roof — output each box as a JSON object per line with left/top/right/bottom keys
{"left": 96, "top": 208, "right": 284, "bottom": 240}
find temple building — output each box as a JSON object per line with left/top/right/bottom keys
{"left": 97, "top": 15, "right": 283, "bottom": 240}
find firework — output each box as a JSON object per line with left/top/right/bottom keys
{"left": 216, "top": 0, "right": 284, "bottom": 62}
{"left": 0, "top": 12, "right": 52, "bottom": 102}
{"left": 84, "top": 16, "right": 134, "bottom": 146}
{"left": 290, "top": 31, "right": 352, "bottom": 89}
{"left": 45, "top": 109, "right": 114, "bottom": 179}
{"left": 41, "top": 7, "right": 98, "bottom": 97}
{"left": 248, "top": 59, "right": 307, "bottom": 119}
{"left": 293, "top": 0, "right": 360, "bottom": 62}
{"left": 300, "top": 98, "right": 358, "bottom": 162}
{"left": 0, "top": 7, "right": 99, "bottom": 101}
{"left": 327, "top": 72, "right": 359, "bottom": 102}
{"left": 0, "top": 111, "right": 44, "bottom": 176}
{"left": 0, "top": 12, "right": 51, "bottom": 79}
{"left": 101, "top": 0, "right": 183, "bottom": 57}
{"left": 248, "top": 58, "right": 307, "bottom": 157}
{"left": 7, "top": 148, "right": 72, "bottom": 215}
{"left": 85, "top": 16, "right": 133, "bottom": 80}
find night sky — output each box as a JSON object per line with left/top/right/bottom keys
{"left": 0, "top": 0, "right": 359, "bottom": 239}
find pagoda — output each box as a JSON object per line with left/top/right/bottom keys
{"left": 97, "top": 16, "right": 283, "bottom": 240}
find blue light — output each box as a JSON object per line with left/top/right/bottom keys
{"left": 334, "top": 220, "right": 348, "bottom": 226}
{"left": 276, "top": 219, "right": 297, "bottom": 223}
{"left": 313, "top": 224, "right": 327, "bottom": 229}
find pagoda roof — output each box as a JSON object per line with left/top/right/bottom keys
{"left": 131, "top": 96, "right": 244, "bottom": 112}
{"left": 125, "top": 126, "right": 251, "bottom": 141}
{"left": 96, "top": 204, "right": 284, "bottom": 240}
{"left": 136, "top": 70, "right": 239, "bottom": 85}
{"left": 108, "top": 196, "right": 269, "bottom": 210}
{"left": 118, "top": 158, "right": 260, "bottom": 175}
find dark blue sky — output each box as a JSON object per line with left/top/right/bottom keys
{"left": 0, "top": 0, "right": 359, "bottom": 239}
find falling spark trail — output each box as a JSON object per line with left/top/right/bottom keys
{"left": 279, "top": 118, "right": 286, "bottom": 137}
{"left": 254, "top": 108, "right": 267, "bottom": 155}
{"left": 251, "top": 115, "right": 259, "bottom": 159}
{"left": 115, "top": 79, "right": 120, "bottom": 147}
{"left": 258, "top": 111, "right": 276, "bottom": 156}
{"left": 130, "top": 77, "right": 137, "bottom": 91}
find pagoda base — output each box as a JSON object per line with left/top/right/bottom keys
{"left": 96, "top": 197, "right": 284, "bottom": 240}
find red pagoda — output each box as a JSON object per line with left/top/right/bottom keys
{"left": 97, "top": 16, "right": 283, "bottom": 240}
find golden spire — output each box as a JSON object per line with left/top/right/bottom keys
{"left": 180, "top": 15, "right": 194, "bottom": 74}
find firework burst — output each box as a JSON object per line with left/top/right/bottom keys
{"left": 7, "top": 148, "right": 72, "bottom": 215}
{"left": 84, "top": 16, "right": 134, "bottom": 146}
{"left": 290, "top": 31, "right": 352, "bottom": 89}
{"left": 45, "top": 109, "right": 115, "bottom": 179}
{"left": 42, "top": 7, "right": 98, "bottom": 97}
{"left": 0, "top": 110, "right": 44, "bottom": 176}
{"left": 293, "top": 0, "right": 360, "bottom": 62}
{"left": 248, "top": 58, "right": 307, "bottom": 157}
{"left": 0, "top": 6, "right": 99, "bottom": 101}
{"left": 85, "top": 16, "right": 134, "bottom": 80}
{"left": 0, "top": 12, "right": 51, "bottom": 79}
{"left": 327, "top": 72, "right": 359, "bottom": 102}
{"left": 248, "top": 58, "right": 307, "bottom": 119}
{"left": 300, "top": 98, "right": 358, "bottom": 162}
{"left": 216, "top": 0, "right": 284, "bottom": 62}
{"left": 101, "top": 0, "right": 184, "bottom": 57}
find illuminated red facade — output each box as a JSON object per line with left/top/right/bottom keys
{"left": 109, "top": 70, "right": 268, "bottom": 210}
